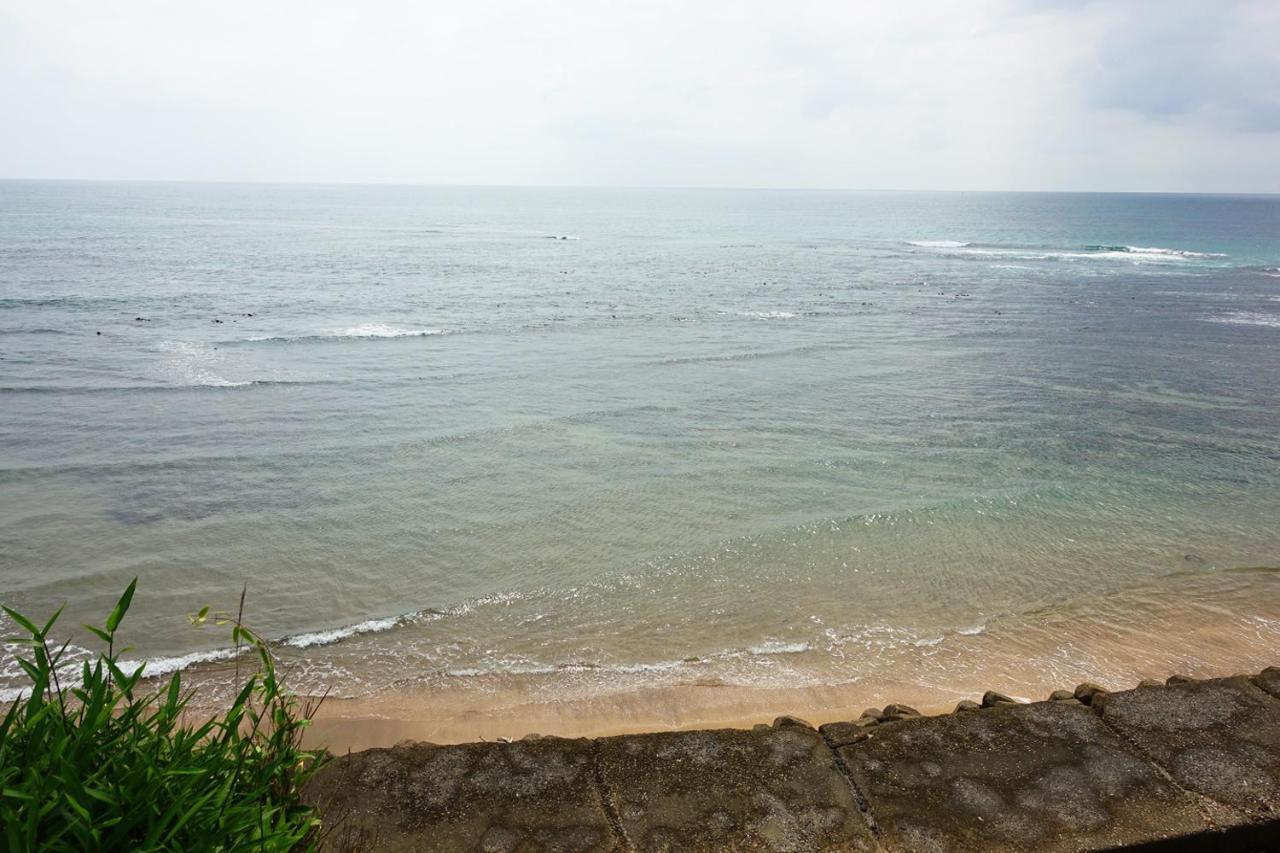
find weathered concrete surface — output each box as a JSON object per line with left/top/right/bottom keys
{"left": 596, "top": 726, "right": 879, "bottom": 852}
{"left": 306, "top": 737, "right": 619, "bottom": 852}
{"left": 1094, "top": 676, "right": 1280, "bottom": 821}
{"left": 307, "top": 669, "right": 1280, "bottom": 851}
{"left": 830, "top": 700, "right": 1207, "bottom": 852}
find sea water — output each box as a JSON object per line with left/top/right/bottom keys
{"left": 2, "top": 182, "right": 1279, "bottom": 720}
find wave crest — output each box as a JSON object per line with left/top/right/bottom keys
{"left": 282, "top": 616, "right": 407, "bottom": 649}
{"left": 245, "top": 324, "right": 455, "bottom": 344}
{"left": 1086, "top": 245, "right": 1225, "bottom": 259}
{"left": 1206, "top": 311, "right": 1280, "bottom": 328}
{"left": 910, "top": 240, "right": 1226, "bottom": 261}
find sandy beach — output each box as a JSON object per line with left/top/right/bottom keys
{"left": 179, "top": 566, "right": 1280, "bottom": 752}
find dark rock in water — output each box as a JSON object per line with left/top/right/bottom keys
{"left": 851, "top": 707, "right": 884, "bottom": 727}
{"left": 134, "top": 316, "right": 149, "bottom": 321}
{"left": 954, "top": 700, "right": 982, "bottom": 713}
{"left": 1048, "top": 689, "right": 1076, "bottom": 702}
{"left": 96, "top": 331, "right": 101, "bottom": 335}
{"left": 1074, "top": 682, "right": 1108, "bottom": 705}
{"left": 1166, "top": 674, "right": 1195, "bottom": 685}
{"left": 1183, "top": 553, "right": 1204, "bottom": 563}
{"left": 1138, "top": 679, "right": 1164, "bottom": 689}
{"left": 772, "top": 715, "right": 815, "bottom": 730}
{"left": 1254, "top": 666, "right": 1280, "bottom": 699}
{"left": 981, "top": 690, "right": 1018, "bottom": 707}
{"left": 881, "top": 704, "right": 921, "bottom": 721}
{"left": 818, "top": 719, "right": 874, "bottom": 748}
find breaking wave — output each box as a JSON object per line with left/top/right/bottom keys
{"left": 283, "top": 616, "right": 409, "bottom": 649}
{"left": 244, "top": 324, "right": 457, "bottom": 344}
{"left": 0, "top": 640, "right": 242, "bottom": 702}
{"left": 117, "top": 647, "right": 241, "bottom": 679}
{"left": 908, "top": 240, "right": 1226, "bottom": 261}
{"left": 1206, "top": 311, "right": 1280, "bottom": 328}
{"left": 1085, "top": 245, "right": 1226, "bottom": 259}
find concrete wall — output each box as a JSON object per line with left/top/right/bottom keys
{"left": 307, "top": 667, "right": 1280, "bottom": 851}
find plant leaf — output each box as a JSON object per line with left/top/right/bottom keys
{"left": 104, "top": 578, "right": 138, "bottom": 633}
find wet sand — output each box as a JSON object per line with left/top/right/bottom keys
{"left": 292, "top": 570, "right": 1280, "bottom": 751}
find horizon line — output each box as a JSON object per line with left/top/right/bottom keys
{"left": 1, "top": 176, "right": 1278, "bottom": 197}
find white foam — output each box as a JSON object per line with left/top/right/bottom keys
{"left": 0, "top": 627, "right": 96, "bottom": 701}
{"left": 443, "top": 590, "right": 526, "bottom": 617}
{"left": 908, "top": 240, "right": 970, "bottom": 248}
{"left": 747, "top": 640, "right": 810, "bottom": 655}
{"left": 1123, "top": 246, "right": 1224, "bottom": 258}
{"left": 928, "top": 244, "right": 1224, "bottom": 263}
{"left": 246, "top": 325, "right": 454, "bottom": 343}
{"left": 0, "top": 637, "right": 239, "bottom": 700}
{"left": 957, "top": 623, "right": 988, "bottom": 636}
{"left": 740, "top": 311, "right": 798, "bottom": 320}
{"left": 610, "top": 659, "right": 687, "bottom": 673}
{"left": 282, "top": 616, "right": 402, "bottom": 649}
{"left": 331, "top": 323, "right": 451, "bottom": 339}
{"left": 117, "top": 646, "right": 240, "bottom": 678}
{"left": 1206, "top": 311, "right": 1280, "bottom": 328}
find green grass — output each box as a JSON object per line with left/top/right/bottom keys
{"left": 0, "top": 581, "right": 326, "bottom": 851}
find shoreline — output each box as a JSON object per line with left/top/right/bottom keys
{"left": 298, "top": 653, "right": 1278, "bottom": 753}
{"left": 158, "top": 566, "right": 1280, "bottom": 753}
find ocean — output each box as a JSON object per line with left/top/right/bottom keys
{"left": 2, "top": 181, "right": 1278, "bottom": 739}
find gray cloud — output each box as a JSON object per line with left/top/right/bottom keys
{"left": 0, "top": 0, "right": 1276, "bottom": 191}
{"left": 1083, "top": 1, "right": 1280, "bottom": 132}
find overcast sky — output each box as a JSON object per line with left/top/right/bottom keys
{"left": 1, "top": 0, "right": 1277, "bottom": 192}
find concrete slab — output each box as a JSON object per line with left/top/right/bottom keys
{"left": 833, "top": 700, "right": 1208, "bottom": 852}
{"left": 305, "top": 738, "right": 620, "bottom": 852}
{"left": 1094, "top": 675, "right": 1280, "bottom": 820}
{"left": 596, "top": 726, "right": 879, "bottom": 852}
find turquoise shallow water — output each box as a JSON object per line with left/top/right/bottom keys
{"left": 1, "top": 182, "right": 1279, "bottom": 702}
